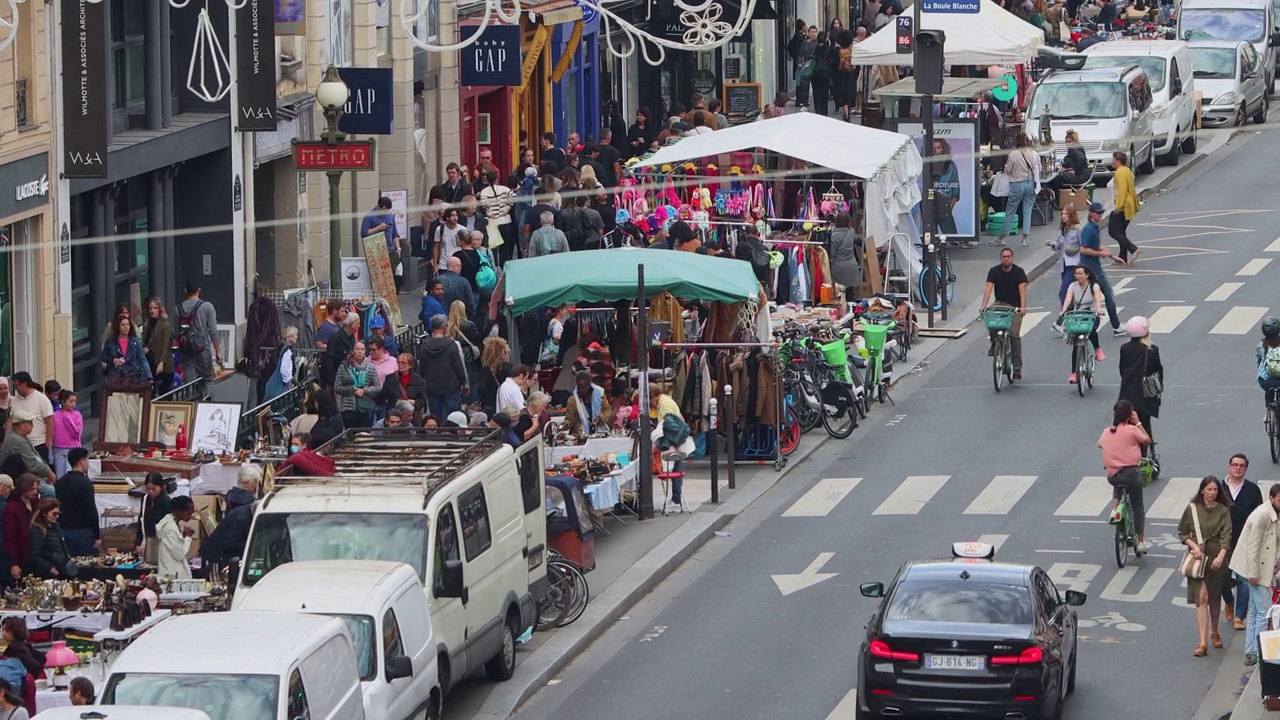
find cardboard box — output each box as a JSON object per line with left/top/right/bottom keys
{"left": 1058, "top": 188, "right": 1090, "bottom": 211}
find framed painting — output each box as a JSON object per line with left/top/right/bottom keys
{"left": 477, "top": 113, "right": 491, "bottom": 145}
{"left": 148, "top": 402, "right": 194, "bottom": 447}
{"left": 99, "top": 388, "right": 150, "bottom": 450}
{"left": 189, "top": 402, "right": 243, "bottom": 456}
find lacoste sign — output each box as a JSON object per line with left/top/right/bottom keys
{"left": 15, "top": 174, "right": 48, "bottom": 202}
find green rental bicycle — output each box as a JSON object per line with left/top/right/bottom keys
{"left": 983, "top": 308, "right": 1016, "bottom": 392}
{"left": 1112, "top": 484, "right": 1138, "bottom": 569}
{"left": 1062, "top": 311, "right": 1098, "bottom": 397}
{"left": 860, "top": 317, "right": 897, "bottom": 406}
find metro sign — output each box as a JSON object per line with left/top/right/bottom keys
{"left": 292, "top": 139, "right": 378, "bottom": 171}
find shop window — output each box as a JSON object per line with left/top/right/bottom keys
{"left": 110, "top": 0, "right": 146, "bottom": 116}
{"left": 286, "top": 669, "right": 311, "bottom": 720}
{"left": 0, "top": 228, "right": 11, "bottom": 377}
{"left": 15, "top": 0, "right": 35, "bottom": 127}
{"left": 458, "top": 485, "right": 492, "bottom": 561}
{"left": 382, "top": 608, "right": 405, "bottom": 667}
{"left": 327, "top": 0, "right": 354, "bottom": 66}
{"left": 432, "top": 504, "right": 459, "bottom": 596}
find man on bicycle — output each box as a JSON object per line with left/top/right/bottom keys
{"left": 980, "top": 248, "right": 1028, "bottom": 381}
{"left": 1079, "top": 201, "right": 1126, "bottom": 337}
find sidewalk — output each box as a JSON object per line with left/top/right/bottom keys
{"left": 446, "top": 126, "right": 1245, "bottom": 719}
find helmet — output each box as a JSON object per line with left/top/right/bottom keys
{"left": 1125, "top": 316, "right": 1150, "bottom": 338}
{"left": 1263, "top": 316, "right": 1280, "bottom": 338}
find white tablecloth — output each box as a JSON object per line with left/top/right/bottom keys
{"left": 94, "top": 608, "right": 171, "bottom": 642}
{"left": 546, "top": 437, "right": 635, "bottom": 465}
{"left": 88, "top": 460, "right": 242, "bottom": 495}
{"left": 12, "top": 611, "right": 110, "bottom": 635}
{"left": 37, "top": 686, "right": 73, "bottom": 709}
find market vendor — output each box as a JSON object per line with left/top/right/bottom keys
{"left": 563, "top": 371, "right": 613, "bottom": 437}
{"left": 135, "top": 472, "right": 172, "bottom": 564}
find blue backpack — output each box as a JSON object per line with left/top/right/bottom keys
{"left": 0, "top": 657, "right": 26, "bottom": 691}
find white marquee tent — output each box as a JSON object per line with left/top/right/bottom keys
{"left": 632, "top": 113, "right": 926, "bottom": 282}
{"left": 851, "top": 1, "right": 1044, "bottom": 67}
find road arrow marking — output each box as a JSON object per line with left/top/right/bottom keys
{"left": 772, "top": 552, "right": 838, "bottom": 596}
{"left": 1112, "top": 276, "right": 1135, "bottom": 296}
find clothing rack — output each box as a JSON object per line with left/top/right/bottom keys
{"left": 767, "top": 217, "right": 832, "bottom": 224}
{"left": 766, "top": 239, "right": 828, "bottom": 246}
{"left": 661, "top": 342, "right": 778, "bottom": 349}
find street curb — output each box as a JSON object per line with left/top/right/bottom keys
{"left": 1229, "top": 668, "right": 1261, "bottom": 720}
{"left": 474, "top": 432, "right": 831, "bottom": 719}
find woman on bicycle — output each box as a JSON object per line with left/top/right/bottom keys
{"left": 1256, "top": 316, "right": 1280, "bottom": 418}
{"left": 1118, "top": 316, "right": 1163, "bottom": 440}
{"left": 1099, "top": 399, "right": 1151, "bottom": 555}
{"left": 1059, "top": 265, "right": 1104, "bottom": 384}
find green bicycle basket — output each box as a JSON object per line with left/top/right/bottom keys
{"left": 818, "top": 338, "right": 854, "bottom": 384}
{"left": 862, "top": 322, "right": 893, "bottom": 354}
{"left": 983, "top": 309, "right": 1015, "bottom": 332}
{"left": 1062, "top": 311, "right": 1097, "bottom": 336}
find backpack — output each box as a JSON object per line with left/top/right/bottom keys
{"left": 838, "top": 46, "right": 854, "bottom": 73}
{"left": 476, "top": 252, "right": 497, "bottom": 292}
{"left": 0, "top": 658, "right": 25, "bottom": 691}
{"left": 562, "top": 207, "right": 587, "bottom": 249}
{"left": 174, "top": 299, "right": 207, "bottom": 355}
{"left": 1264, "top": 346, "right": 1280, "bottom": 380}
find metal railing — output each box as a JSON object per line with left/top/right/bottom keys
{"left": 15, "top": 79, "right": 27, "bottom": 127}
{"left": 153, "top": 377, "right": 211, "bottom": 404}
{"left": 235, "top": 384, "right": 307, "bottom": 450}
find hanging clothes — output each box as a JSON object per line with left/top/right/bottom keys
{"left": 244, "top": 294, "right": 281, "bottom": 378}
{"left": 648, "top": 292, "right": 685, "bottom": 344}
{"left": 279, "top": 292, "right": 318, "bottom": 350}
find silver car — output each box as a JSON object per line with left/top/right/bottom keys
{"left": 1191, "top": 40, "right": 1269, "bottom": 126}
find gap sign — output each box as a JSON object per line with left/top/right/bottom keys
{"left": 921, "top": 0, "right": 980, "bottom": 11}
{"left": 460, "top": 25, "right": 521, "bottom": 86}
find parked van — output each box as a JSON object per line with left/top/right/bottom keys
{"left": 1028, "top": 65, "right": 1156, "bottom": 178}
{"left": 236, "top": 428, "right": 546, "bottom": 695}
{"left": 233, "top": 560, "right": 442, "bottom": 720}
{"left": 1191, "top": 39, "right": 1271, "bottom": 125}
{"left": 35, "top": 709, "right": 213, "bottom": 720}
{"left": 100, "top": 612, "right": 366, "bottom": 720}
{"left": 1179, "top": 0, "right": 1280, "bottom": 93}
{"left": 1083, "top": 40, "right": 1198, "bottom": 165}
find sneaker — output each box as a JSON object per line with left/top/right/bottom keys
{"left": 1235, "top": 618, "right": 1247, "bottom": 631}
{"left": 1109, "top": 509, "right": 1122, "bottom": 524}
{"left": 1246, "top": 653, "right": 1258, "bottom": 666}
{"left": 1020, "top": 237, "right": 1029, "bottom": 247}
{"left": 1136, "top": 541, "right": 1149, "bottom": 555}
{"left": 1095, "top": 348, "right": 1106, "bottom": 361}
{"left": 963, "top": 240, "right": 979, "bottom": 248}
{"left": 1111, "top": 257, "right": 1128, "bottom": 265}
{"left": 1069, "top": 372, "right": 1079, "bottom": 384}
{"left": 1112, "top": 327, "right": 1128, "bottom": 337}
{"left": 990, "top": 237, "right": 1006, "bottom": 246}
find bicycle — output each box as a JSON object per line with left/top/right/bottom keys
{"left": 918, "top": 235, "right": 957, "bottom": 313}
{"left": 535, "top": 550, "right": 591, "bottom": 631}
{"left": 1267, "top": 388, "right": 1280, "bottom": 463}
{"left": 982, "top": 308, "right": 1017, "bottom": 392}
{"left": 860, "top": 317, "right": 897, "bottom": 406}
{"left": 1112, "top": 485, "right": 1138, "bottom": 569}
{"left": 1062, "top": 310, "right": 1098, "bottom": 397}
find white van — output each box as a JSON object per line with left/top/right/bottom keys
{"left": 1180, "top": 0, "right": 1280, "bottom": 93}
{"left": 35, "top": 709, "right": 213, "bottom": 720}
{"left": 1029, "top": 65, "right": 1157, "bottom": 178}
{"left": 232, "top": 560, "right": 442, "bottom": 720}
{"left": 100, "top": 612, "right": 366, "bottom": 720}
{"left": 236, "top": 428, "right": 546, "bottom": 695}
{"left": 1083, "top": 40, "right": 1198, "bottom": 165}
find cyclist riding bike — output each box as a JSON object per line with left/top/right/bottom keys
{"left": 1256, "top": 316, "right": 1280, "bottom": 419}
{"left": 1057, "top": 265, "right": 1105, "bottom": 385}
{"left": 979, "top": 247, "right": 1028, "bottom": 381}
{"left": 1100, "top": 399, "right": 1151, "bottom": 555}
{"left": 1117, "top": 316, "right": 1163, "bottom": 440}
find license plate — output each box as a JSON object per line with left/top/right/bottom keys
{"left": 924, "top": 654, "right": 986, "bottom": 671}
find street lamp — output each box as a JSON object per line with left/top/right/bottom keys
{"left": 315, "top": 65, "right": 349, "bottom": 288}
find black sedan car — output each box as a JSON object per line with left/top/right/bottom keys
{"left": 855, "top": 543, "right": 1086, "bottom": 720}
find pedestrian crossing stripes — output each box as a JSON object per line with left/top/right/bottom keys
{"left": 1205, "top": 282, "right": 1244, "bottom": 302}
{"left": 788, "top": 474, "right": 1264, "bottom": 521}
{"left": 1238, "top": 258, "right": 1272, "bottom": 276}
{"left": 825, "top": 690, "right": 858, "bottom": 720}
{"left": 1020, "top": 311, "right": 1050, "bottom": 335}
{"left": 1146, "top": 305, "right": 1195, "bottom": 334}
{"left": 1209, "top": 306, "right": 1270, "bottom": 335}
{"left": 1267, "top": 236, "right": 1280, "bottom": 252}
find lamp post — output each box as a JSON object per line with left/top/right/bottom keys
{"left": 315, "top": 65, "right": 349, "bottom": 288}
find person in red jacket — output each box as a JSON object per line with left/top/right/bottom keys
{"left": 3, "top": 474, "right": 38, "bottom": 583}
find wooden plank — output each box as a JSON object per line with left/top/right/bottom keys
{"left": 916, "top": 327, "right": 968, "bottom": 339}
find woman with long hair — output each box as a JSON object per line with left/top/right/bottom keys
{"left": 1058, "top": 265, "right": 1105, "bottom": 384}
{"left": 142, "top": 297, "right": 173, "bottom": 394}
{"left": 1180, "top": 477, "right": 1233, "bottom": 656}
{"left": 931, "top": 138, "right": 961, "bottom": 235}
{"left": 828, "top": 212, "right": 862, "bottom": 301}
{"left": 1099, "top": 400, "right": 1150, "bottom": 553}
{"left": 832, "top": 30, "right": 859, "bottom": 121}
{"left": 627, "top": 107, "right": 657, "bottom": 159}
{"left": 100, "top": 314, "right": 152, "bottom": 386}
{"left": 26, "top": 498, "right": 70, "bottom": 579}
{"left": 0, "top": 677, "right": 29, "bottom": 719}
{"left": 1118, "top": 316, "right": 1164, "bottom": 440}
{"left": 995, "top": 133, "right": 1040, "bottom": 247}
{"left": 1050, "top": 205, "right": 1083, "bottom": 305}
{"left": 479, "top": 337, "right": 512, "bottom": 415}
{"left": 446, "top": 300, "right": 483, "bottom": 402}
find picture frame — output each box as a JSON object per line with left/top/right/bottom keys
{"left": 98, "top": 388, "right": 150, "bottom": 450}
{"left": 477, "top": 113, "right": 491, "bottom": 145}
{"left": 189, "top": 402, "right": 243, "bottom": 456}
{"left": 147, "top": 402, "right": 194, "bottom": 448}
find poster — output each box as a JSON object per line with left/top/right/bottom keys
{"left": 381, "top": 189, "right": 408, "bottom": 239}
{"left": 894, "top": 119, "right": 980, "bottom": 243}
{"left": 61, "top": 0, "right": 108, "bottom": 178}
{"left": 361, "top": 232, "right": 403, "bottom": 329}
{"left": 273, "top": 0, "right": 304, "bottom": 35}
{"left": 340, "top": 257, "right": 374, "bottom": 297}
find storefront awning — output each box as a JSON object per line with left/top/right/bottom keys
{"left": 873, "top": 77, "right": 1005, "bottom": 101}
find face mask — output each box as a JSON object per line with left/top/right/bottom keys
{"left": 289, "top": 445, "right": 300, "bottom": 454}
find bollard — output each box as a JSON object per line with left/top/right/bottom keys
{"left": 724, "top": 385, "right": 736, "bottom": 490}
{"left": 708, "top": 397, "right": 719, "bottom": 503}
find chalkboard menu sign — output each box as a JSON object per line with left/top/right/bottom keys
{"left": 724, "top": 56, "right": 743, "bottom": 80}
{"left": 723, "top": 82, "right": 762, "bottom": 116}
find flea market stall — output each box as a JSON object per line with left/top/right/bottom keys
{"left": 630, "top": 113, "right": 926, "bottom": 300}
{"left": 501, "top": 248, "right": 782, "bottom": 519}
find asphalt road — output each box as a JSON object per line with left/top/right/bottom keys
{"left": 507, "top": 128, "right": 1280, "bottom": 720}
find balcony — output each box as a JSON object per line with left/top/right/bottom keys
{"left": 15, "top": 79, "right": 28, "bottom": 128}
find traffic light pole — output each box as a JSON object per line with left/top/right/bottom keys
{"left": 915, "top": 0, "right": 936, "bottom": 329}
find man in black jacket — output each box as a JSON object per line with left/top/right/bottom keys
{"left": 200, "top": 502, "right": 255, "bottom": 568}
{"left": 417, "top": 315, "right": 468, "bottom": 422}
{"left": 321, "top": 314, "right": 359, "bottom": 389}
{"left": 56, "top": 448, "right": 100, "bottom": 556}
{"left": 1222, "top": 453, "right": 1263, "bottom": 630}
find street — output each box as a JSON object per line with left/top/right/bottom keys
{"left": 506, "top": 127, "right": 1280, "bottom": 720}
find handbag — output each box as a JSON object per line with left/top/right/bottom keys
{"left": 991, "top": 171, "right": 1011, "bottom": 198}
{"left": 1141, "top": 347, "right": 1163, "bottom": 399}
{"left": 1179, "top": 503, "right": 1208, "bottom": 580}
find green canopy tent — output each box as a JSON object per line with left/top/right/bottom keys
{"left": 501, "top": 247, "right": 761, "bottom": 315}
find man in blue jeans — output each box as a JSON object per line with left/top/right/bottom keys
{"left": 1077, "top": 201, "right": 1126, "bottom": 336}
{"left": 1228, "top": 480, "right": 1280, "bottom": 665}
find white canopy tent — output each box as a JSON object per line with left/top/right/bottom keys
{"left": 632, "top": 113, "right": 925, "bottom": 282}
{"left": 852, "top": 2, "right": 1044, "bottom": 66}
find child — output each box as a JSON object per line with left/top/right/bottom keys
{"left": 44, "top": 380, "right": 62, "bottom": 411}
{"left": 51, "top": 390, "right": 83, "bottom": 478}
